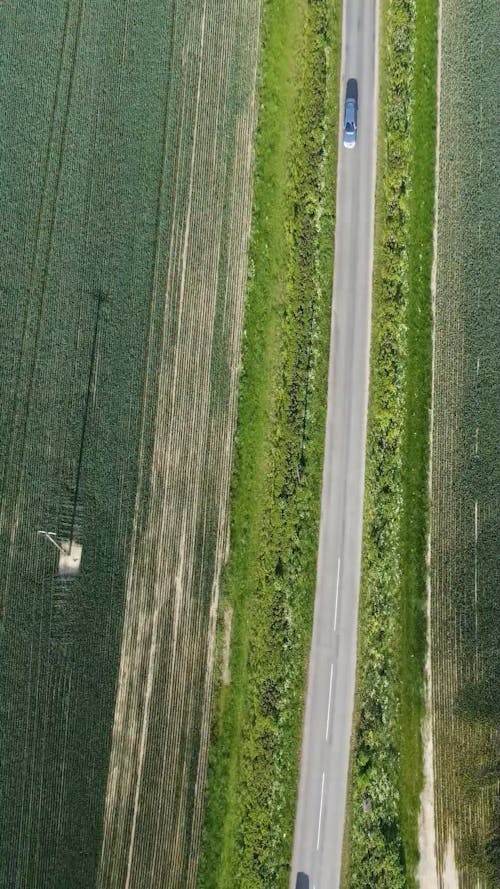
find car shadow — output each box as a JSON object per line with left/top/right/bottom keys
{"left": 346, "top": 77, "right": 358, "bottom": 104}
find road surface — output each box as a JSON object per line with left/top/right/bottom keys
{"left": 289, "top": 1, "right": 379, "bottom": 887}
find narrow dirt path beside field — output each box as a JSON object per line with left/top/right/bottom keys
{"left": 417, "top": 0, "right": 442, "bottom": 880}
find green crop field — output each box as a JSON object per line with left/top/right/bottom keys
{"left": 0, "top": 2, "right": 260, "bottom": 887}
{"left": 429, "top": 0, "right": 499, "bottom": 884}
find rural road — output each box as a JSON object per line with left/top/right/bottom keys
{"left": 289, "top": 1, "right": 379, "bottom": 887}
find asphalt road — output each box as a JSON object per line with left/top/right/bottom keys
{"left": 289, "top": 1, "right": 379, "bottom": 888}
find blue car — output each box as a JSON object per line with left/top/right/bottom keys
{"left": 343, "top": 78, "right": 358, "bottom": 149}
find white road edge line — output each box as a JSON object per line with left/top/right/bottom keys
{"left": 334, "top": 556, "right": 341, "bottom": 631}
{"left": 316, "top": 771, "right": 326, "bottom": 851}
{"left": 325, "top": 663, "right": 334, "bottom": 740}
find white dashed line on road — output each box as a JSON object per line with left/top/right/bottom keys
{"left": 316, "top": 772, "right": 325, "bottom": 851}
{"left": 325, "top": 663, "right": 334, "bottom": 740}
{"left": 334, "top": 557, "right": 341, "bottom": 631}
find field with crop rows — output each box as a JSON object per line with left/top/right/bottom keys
{"left": 430, "top": 0, "right": 499, "bottom": 884}
{"left": 0, "top": 2, "right": 260, "bottom": 887}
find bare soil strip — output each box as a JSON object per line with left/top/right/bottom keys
{"left": 418, "top": 0, "right": 443, "bottom": 878}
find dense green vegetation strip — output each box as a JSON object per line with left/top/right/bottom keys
{"left": 341, "top": 0, "right": 437, "bottom": 887}
{"left": 197, "top": 1, "right": 340, "bottom": 886}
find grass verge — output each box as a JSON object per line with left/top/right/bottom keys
{"left": 341, "top": 0, "right": 437, "bottom": 887}
{"left": 197, "top": 1, "right": 341, "bottom": 886}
